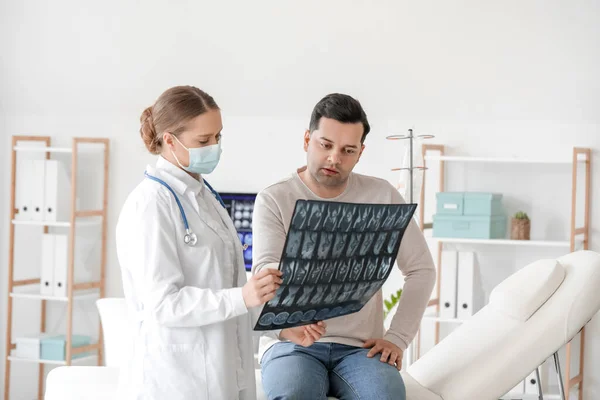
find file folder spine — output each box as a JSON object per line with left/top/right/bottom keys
{"left": 53, "top": 235, "right": 69, "bottom": 297}
{"left": 40, "top": 234, "right": 55, "bottom": 296}
{"left": 439, "top": 250, "right": 458, "bottom": 319}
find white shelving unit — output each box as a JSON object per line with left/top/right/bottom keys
{"left": 11, "top": 219, "right": 102, "bottom": 228}
{"left": 12, "top": 146, "right": 100, "bottom": 154}
{"left": 4, "top": 136, "right": 110, "bottom": 400}
{"left": 500, "top": 393, "right": 564, "bottom": 400}
{"left": 422, "top": 310, "right": 467, "bottom": 324}
{"left": 10, "top": 289, "right": 100, "bottom": 302}
{"left": 429, "top": 237, "right": 574, "bottom": 248}
{"left": 424, "top": 154, "right": 588, "bottom": 164}
{"left": 413, "top": 144, "right": 592, "bottom": 400}
{"left": 7, "top": 354, "right": 98, "bottom": 366}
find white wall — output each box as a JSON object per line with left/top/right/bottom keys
{"left": 1, "top": 0, "right": 599, "bottom": 398}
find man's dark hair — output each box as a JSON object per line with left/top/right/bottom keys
{"left": 308, "top": 93, "right": 371, "bottom": 143}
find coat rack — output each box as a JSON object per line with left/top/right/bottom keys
{"left": 385, "top": 128, "right": 435, "bottom": 368}
{"left": 386, "top": 128, "right": 435, "bottom": 203}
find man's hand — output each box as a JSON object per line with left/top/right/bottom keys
{"left": 280, "top": 321, "right": 327, "bottom": 347}
{"left": 363, "top": 339, "right": 403, "bottom": 370}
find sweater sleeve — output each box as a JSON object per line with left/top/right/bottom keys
{"left": 251, "top": 191, "right": 287, "bottom": 273}
{"left": 251, "top": 190, "right": 286, "bottom": 339}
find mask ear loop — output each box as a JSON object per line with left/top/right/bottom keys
{"left": 168, "top": 133, "right": 189, "bottom": 170}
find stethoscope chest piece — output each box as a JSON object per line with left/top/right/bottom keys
{"left": 144, "top": 170, "right": 225, "bottom": 248}
{"left": 184, "top": 230, "right": 198, "bottom": 246}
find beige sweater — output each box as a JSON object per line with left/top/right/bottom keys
{"left": 252, "top": 167, "right": 436, "bottom": 359}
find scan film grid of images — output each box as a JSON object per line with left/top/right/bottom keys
{"left": 254, "top": 199, "right": 417, "bottom": 331}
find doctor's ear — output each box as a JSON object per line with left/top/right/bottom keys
{"left": 163, "top": 132, "right": 176, "bottom": 148}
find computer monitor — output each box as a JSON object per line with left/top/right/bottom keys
{"left": 220, "top": 192, "right": 257, "bottom": 271}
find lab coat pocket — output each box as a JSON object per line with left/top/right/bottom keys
{"left": 142, "top": 343, "right": 208, "bottom": 399}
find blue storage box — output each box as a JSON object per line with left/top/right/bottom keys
{"left": 436, "top": 192, "right": 464, "bottom": 215}
{"left": 40, "top": 335, "right": 92, "bottom": 361}
{"left": 463, "top": 193, "right": 503, "bottom": 216}
{"left": 436, "top": 192, "right": 504, "bottom": 216}
{"left": 433, "top": 214, "right": 507, "bottom": 239}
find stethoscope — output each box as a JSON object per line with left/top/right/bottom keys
{"left": 144, "top": 171, "right": 226, "bottom": 247}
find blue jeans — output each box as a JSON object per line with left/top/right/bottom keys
{"left": 261, "top": 342, "right": 406, "bottom": 400}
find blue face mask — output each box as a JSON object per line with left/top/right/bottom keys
{"left": 172, "top": 135, "right": 222, "bottom": 174}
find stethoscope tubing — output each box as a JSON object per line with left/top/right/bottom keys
{"left": 144, "top": 171, "right": 225, "bottom": 246}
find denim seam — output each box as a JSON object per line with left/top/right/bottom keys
{"left": 331, "top": 369, "right": 361, "bottom": 400}
{"left": 320, "top": 378, "right": 327, "bottom": 399}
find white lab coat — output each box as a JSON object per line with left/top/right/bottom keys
{"left": 115, "top": 156, "right": 257, "bottom": 400}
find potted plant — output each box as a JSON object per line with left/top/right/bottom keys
{"left": 384, "top": 289, "right": 402, "bottom": 319}
{"left": 511, "top": 211, "right": 530, "bottom": 240}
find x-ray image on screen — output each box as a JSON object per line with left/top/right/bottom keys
{"left": 254, "top": 199, "right": 417, "bottom": 331}
{"left": 220, "top": 192, "right": 257, "bottom": 271}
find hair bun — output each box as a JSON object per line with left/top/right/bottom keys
{"left": 139, "top": 86, "right": 219, "bottom": 155}
{"left": 140, "top": 106, "right": 160, "bottom": 154}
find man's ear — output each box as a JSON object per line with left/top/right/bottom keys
{"left": 303, "top": 130, "right": 311, "bottom": 152}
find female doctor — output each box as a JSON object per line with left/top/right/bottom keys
{"left": 115, "top": 86, "right": 282, "bottom": 400}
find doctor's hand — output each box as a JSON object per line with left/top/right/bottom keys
{"left": 280, "top": 321, "right": 327, "bottom": 347}
{"left": 363, "top": 339, "right": 404, "bottom": 371}
{"left": 242, "top": 269, "right": 282, "bottom": 308}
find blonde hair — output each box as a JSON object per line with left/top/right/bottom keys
{"left": 140, "top": 86, "right": 219, "bottom": 154}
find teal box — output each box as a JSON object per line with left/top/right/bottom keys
{"left": 40, "top": 335, "right": 92, "bottom": 361}
{"left": 436, "top": 192, "right": 464, "bottom": 215}
{"left": 463, "top": 193, "right": 503, "bottom": 216}
{"left": 433, "top": 214, "right": 507, "bottom": 239}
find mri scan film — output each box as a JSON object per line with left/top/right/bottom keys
{"left": 254, "top": 199, "right": 417, "bottom": 331}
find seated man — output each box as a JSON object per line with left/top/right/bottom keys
{"left": 252, "top": 93, "right": 436, "bottom": 400}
